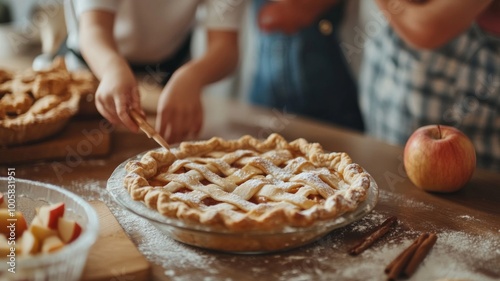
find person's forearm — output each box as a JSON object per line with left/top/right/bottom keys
{"left": 376, "top": 0, "right": 492, "bottom": 49}
{"left": 179, "top": 30, "right": 238, "bottom": 86}
{"left": 79, "top": 10, "right": 127, "bottom": 80}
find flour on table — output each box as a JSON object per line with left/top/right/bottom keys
{"left": 380, "top": 190, "right": 435, "bottom": 210}
{"left": 66, "top": 179, "right": 499, "bottom": 281}
{"left": 68, "top": 179, "right": 110, "bottom": 202}
{"left": 457, "top": 214, "right": 477, "bottom": 221}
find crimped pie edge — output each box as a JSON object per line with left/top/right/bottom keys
{"left": 0, "top": 91, "right": 80, "bottom": 146}
{"left": 124, "top": 134, "right": 371, "bottom": 231}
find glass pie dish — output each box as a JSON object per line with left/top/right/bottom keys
{"left": 107, "top": 148, "right": 379, "bottom": 254}
{"left": 0, "top": 177, "right": 99, "bottom": 281}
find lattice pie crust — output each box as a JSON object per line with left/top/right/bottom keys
{"left": 124, "top": 134, "right": 371, "bottom": 231}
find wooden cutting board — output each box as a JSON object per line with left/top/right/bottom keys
{"left": 0, "top": 119, "right": 111, "bottom": 165}
{"left": 82, "top": 201, "right": 150, "bottom": 281}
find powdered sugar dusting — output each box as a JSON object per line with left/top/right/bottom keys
{"left": 128, "top": 218, "right": 220, "bottom": 280}
{"left": 351, "top": 212, "right": 385, "bottom": 233}
{"left": 68, "top": 179, "right": 110, "bottom": 202}
{"left": 410, "top": 231, "right": 500, "bottom": 280}
{"left": 380, "top": 190, "right": 435, "bottom": 210}
{"left": 124, "top": 208, "right": 498, "bottom": 280}
{"left": 68, "top": 178, "right": 222, "bottom": 280}
{"left": 457, "top": 214, "right": 477, "bottom": 222}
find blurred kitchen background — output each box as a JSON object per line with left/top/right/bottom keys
{"left": 0, "top": 0, "right": 376, "bottom": 101}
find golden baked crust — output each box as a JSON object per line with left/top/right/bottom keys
{"left": 124, "top": 134, "right": 371, "bottom": 231}
{"left": 0, "top": 58, "right": 84, "bottom": 146}
{"left": 70, "top": 69, "right": 99, "bottom": 116}
{"left": 47, "top": 57, "right": 99, "bottom": 112}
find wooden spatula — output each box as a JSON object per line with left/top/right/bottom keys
{"left": 129, "top": 109, "right": 170, "bottom": 150}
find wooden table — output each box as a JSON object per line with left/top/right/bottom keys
{"left": 2, "top": 93, "right": 499, "bottom": 281}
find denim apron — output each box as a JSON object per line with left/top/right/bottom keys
{"left": 249, "top": 0, "right": 364, "bottom": 132}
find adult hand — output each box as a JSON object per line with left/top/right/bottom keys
{"left": 155, "top": 67, "right": 203, "bottom": 144}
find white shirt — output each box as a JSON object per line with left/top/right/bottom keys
{"left": 65, "top": 0, "right": 245, "bottom": 64}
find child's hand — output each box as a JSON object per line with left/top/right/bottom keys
{"left": 153, "top": 30, "right": 238, "bottom": 143}
{"left": 155, "top": 68, "right": 203, "bottom": 144}
{"left": 95, "top": 63, "right": 141, "bottom": 132}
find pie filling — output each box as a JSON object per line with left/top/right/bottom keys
{"left": 124, "top": 134, "right": 371, "bottom": 231}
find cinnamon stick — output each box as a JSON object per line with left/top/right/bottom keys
{"left": 349, "top": 216, "right": 398, "bottom": 256}
{"left": 403, "top": 233, "right": 438, "bottom": 278}
{"left": 385, "top": 233, "right": 429, "bottom": 281}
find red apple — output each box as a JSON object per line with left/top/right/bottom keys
{"left": 404, "top": 125, "right": 476, "bottom": 192}
{"left": 0, "top": 209, "right": 28, "bottom": 237}
{"left": 0, "top": 192, "right": 6, "bottom": 209}
{"left": 38, "top": 202, "right": 65, "bottom": 229}
{"left": 29, "top": 221, "right": 58, "bottom": 242}
{"left": 20, "top": 230, "right": 40, "bottom": 255}
{"left": 41, "top": 235, "right": 64, "bottom": 253}
{"left": 57, "top": 217, "right": 82, "bottom": 243}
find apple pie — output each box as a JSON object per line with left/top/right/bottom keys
{"left": 124, "top": 134, "right": 371, "bottom": 231}
{"left": 0, "top": 58, "right": 97, "bottom": 146}
{"left": 69, "top": 69, "right": 99, "bottom": 116}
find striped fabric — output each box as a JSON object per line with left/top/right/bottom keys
{"left": 360, "top": 21, "right": 500, "bottom": 171}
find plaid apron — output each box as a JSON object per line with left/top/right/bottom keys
{"left": 360, "top": 21, "right": 500, "bottom": 171}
